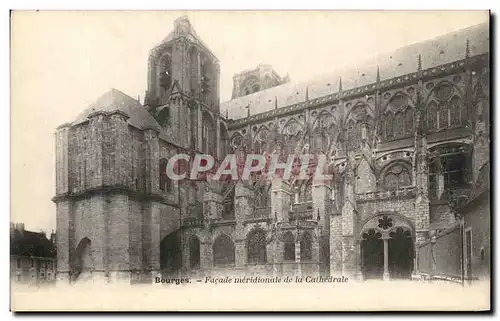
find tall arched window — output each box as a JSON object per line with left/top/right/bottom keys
{"left": 202, "top": 111, "right": 216, "bottom": 154}
{"left": 213, "top": 234, "right": 235, "bottom": 267}
{"left": 247, "top": 229, "right": 267, "bottom": 264}
{"left": 158, "top": 53, "right": 172, "bottom": 98}
{"left": 395, "top": 112, "right": 404, "bottom": 138}
{"left": 159, "top": 158, "right": 172, "bottom": 192}
{"left": 427, "top": 82, "right": 465, "bottom": 132}
{"left": 404, "top": 108, "right": 414, "bottom": 135}
{"left": 384, "top": 113, "right": 394, "bottom": 140}
{"left": 189, "top": 46, "right": 199, "bottom": 96}
{"left": 300, "top": 232, "right": 312, "bottom": 261}
{"left": 383, "top": 93, "right": 414, "bottom": 141}
{"left": 449, "top": 95, "right": 462, "bottom": 127}
{"left": 382, "top": 162, "right": 412, "bottom": 191}
{"left": 438, "top": 102, "right": 448, "bottom": 129}
{"left": 283, "top": 232, "right": 296, "bottom": 262}
{"left": 189, "top": 236, "right": 201, "bottom": 269}
{"left": 427, "top": 101, "right": 438, "bottom": 131}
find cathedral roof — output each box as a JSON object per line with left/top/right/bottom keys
{"left": 73, "top": 89, "right": 162, "bottom": 131}
{"left": 221, "top": 22, "right": 489, "bottom": 120}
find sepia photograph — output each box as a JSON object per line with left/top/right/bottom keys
{"left": 9, "top": 10, "right": 491, "bottom": 311}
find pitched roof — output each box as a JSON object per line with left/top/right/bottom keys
{"left": 73, "top": 89, "right": 162, "bottom": 131}
{"left": 221, "top": 22, "right": 489, "bottom": 120}
{"left": 11, "top": 229, "right": 56, "bottom": 258}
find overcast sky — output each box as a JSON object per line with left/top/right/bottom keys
{"left": 10, "top": 10, "right": 488, "bottom": 233}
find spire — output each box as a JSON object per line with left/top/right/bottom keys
{"left": 274, "top": 96, "right": 278, "bottom": 109}
{"left": 338, "top": 77, "right": 343, "bottom": 92}
{"left": 376, "top": 65, "right": 380, "bottom": 82}
{"left": 417, "top": 54, "right": 422, "bottom": 72}
{"left": 305, "top": 86, "right": 309, "bottom": 101}
{"left": 466, "top": 38, "right": 470, "bottom": 59}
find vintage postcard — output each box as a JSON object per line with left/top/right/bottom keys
{"left": 10, "top": 10, "right": 491, "bottom": 311}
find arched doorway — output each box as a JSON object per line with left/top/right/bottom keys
{"left": 360, "top": 214, "right": 414, "bottom": 280}
{"left": 160, "top": 230, "right": 182, "bottom": 277}
{"left": 213, "top": 234, "right": 235, "bottom": 267}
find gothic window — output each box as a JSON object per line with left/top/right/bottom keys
{"left": 404, "top": 108, "right": 414, "bottom": 135}
{"left": 449, "top": 95, "right": 462, "bottom": 127}
{"left": 395, "top": 112, "right": 404, "bottom": 138}
{"left": 300, "top": 232, "right": 313, "bottom": 261}
{"left": 427, "top": 82, "right": 465, "bottom": 132}
{"left": 159, "top": 158, "right": 172, "bottom": 192}
{"left": 384, "top": 173, "right": 398, "bottom": 191}
{"left": 383, "top": 93, "right": 414, "bottom": 140}
{"left": 213, "top": 234, "right": 235, "bottom": 267}
{"left": 283, "top": 232, "right": 295, "bottom": 261}
{"left": 382, "top": 163, "right": 412, "bottom": 191}
{"left": 384, "top": 113, "right": 394, "bottom": 140}
{"left": 189, "top": 236, "right": 201, "bottom": 269}
{"left": 202, "top": 111, "right": 216, "bottom": 155}
{"left": 399, "top": 169, "right": 412, "bottom": 187}
{"left": 438, "top": 102, "right": 448, "bottom": 129}
{"left": 427, "top": 101, "right": 438, "bottom": 131}
{"left": 346, "top": 120, "right": 359, "bottom": 150}
{"left": 189, "top": 46, "right": 199, "bottom": 96}
{"left": 247, "top": 229, "right": 267, "bottom": 264}
{"left": 158, "top": 54, "right": 172, "bottom": 94}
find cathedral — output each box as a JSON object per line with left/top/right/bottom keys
{"left": 53, "top": 16, "right": 490, "bottom": 284}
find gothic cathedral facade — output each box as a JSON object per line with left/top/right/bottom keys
{"left": 54, "top": 16, "right": 490, "bottom": 284}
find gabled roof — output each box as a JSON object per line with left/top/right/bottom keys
{"left": 221, "top": 22, "right": 489, "bottom": 120}
{"left": 73, "top": 89, "right": 162, "bottom": 132}
{"left": 11, "top": 230, "right": 56, "bottom": 258}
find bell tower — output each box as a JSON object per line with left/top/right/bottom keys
{"left": 145, "top": 15, "right": 221, "bottom": 151}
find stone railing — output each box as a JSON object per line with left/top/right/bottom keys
{"left": 277, "top": 220, "right": 318, "bottom": 230}
{"left": 181, "top": 217, "right": 204, "bottom": 228}
{"left": 244, "top": 207, "right": 272, "bottom": 224}
{"left": 356, "top": 186, "right": 417, "bottom": 202}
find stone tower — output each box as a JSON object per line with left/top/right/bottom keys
{"left": 53, "top": 16, "right": 228, "bottom": 285}
{"left": 231, "top": 64, "right": 290, "bottom": 99}
{"left": 144, "top": 15, "right": 224, "bottom": 156}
